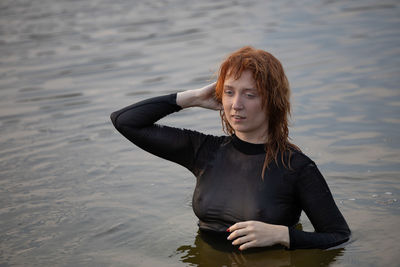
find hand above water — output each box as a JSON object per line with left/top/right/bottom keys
{"left": 176, "top": 82, "right": 222, "bottom": 110}
{"left": 227, "top": 221, "right": 290, "bottom": 250}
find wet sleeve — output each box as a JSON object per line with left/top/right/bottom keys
{"left": 110, "top": 93, "right": 208, "bottom": 171}
{"left": 289, "top": 163, "right": 351, "bottom": 249}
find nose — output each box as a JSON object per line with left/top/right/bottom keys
{"left": 232, "top": 95, "right": 243, "bottom": 110}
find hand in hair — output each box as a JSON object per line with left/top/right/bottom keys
{"left": 227, "top": 221, "right": 290, "bottom": 250}
{"left": 176, "top": 82, "right": 222, "bottom": 110}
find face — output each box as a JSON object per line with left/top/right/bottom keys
{"left": 222, "top": 70, "right": 268, "bottom": 143}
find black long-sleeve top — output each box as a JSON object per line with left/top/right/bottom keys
{"left": 110, "top": 93, "right": 351, "bottom": 249}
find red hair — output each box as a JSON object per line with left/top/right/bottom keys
{"left": 215, "top": 46, "right": 299, "bottom": 176}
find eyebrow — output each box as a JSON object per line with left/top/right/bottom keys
{"left": 224, "top": 85, "right": 257, "bottom": 91}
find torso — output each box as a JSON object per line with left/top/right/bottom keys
{"left": 191, "top": 135, "right": 304, "bottom": 232}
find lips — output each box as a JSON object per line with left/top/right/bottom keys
{"left": 231, "top": 114, "right": 246, "bottom": 121}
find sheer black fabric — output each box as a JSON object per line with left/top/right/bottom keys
{"left": 110, "top": 94, "right": 350, "bottom": 249}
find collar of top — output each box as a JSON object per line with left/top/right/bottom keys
{"left": 231, "top": 135, "right": 266, "bottom": 155}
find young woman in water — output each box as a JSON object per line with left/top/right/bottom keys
{"left": 110, "top": 46, "right": 351, "bottom": 250}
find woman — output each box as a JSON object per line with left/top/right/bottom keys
{"left": 110, "top": 46, "right": 351, "bottom": 250}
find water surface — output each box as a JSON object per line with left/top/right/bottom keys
{"left": 0, "top": 0, "right": 399, "bottom": 266}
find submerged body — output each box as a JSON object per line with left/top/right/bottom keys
{"left": 110, "top": 93, "right": 351, "bottom": 249}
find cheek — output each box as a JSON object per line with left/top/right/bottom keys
{"left": 222, "top": 98, "right": 230, "bottom": 111}
{"left": 248, "top": 101, "right": 263, "bottom": 112}
{"left": 251, "top": 103, "right": 268, "bottom": 121}
{"left": 258, "top": 109, "right": 268, "bottom": 123}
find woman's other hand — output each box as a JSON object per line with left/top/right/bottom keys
{"left": 177, "top": 82, "right": 222, "bottom": 110}
{"left": 227, "top": 221, "right": 290, "bottom": 250}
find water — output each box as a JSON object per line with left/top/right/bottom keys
{"left": 0, "top": 0, "right": 399, "bottom": 266}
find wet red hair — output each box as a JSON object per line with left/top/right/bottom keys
{"left": 215, "top": 46, "right": 299, "bottom": 176}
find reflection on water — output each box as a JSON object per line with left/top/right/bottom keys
{"left": 176, "top": 230, "right": 344, "bottom": 267}
{"left": 0, "top": 0, "right": 399, "bottom": 266}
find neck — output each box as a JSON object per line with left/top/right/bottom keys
{"left": 235, "top": 132, "right": 268, "bottom": 144}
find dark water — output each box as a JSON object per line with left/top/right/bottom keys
{"left": 1, "top": 0, "right": 399, "bottom": 266}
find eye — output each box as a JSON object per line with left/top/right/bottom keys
{"left": 245, "top": 93, "right": 256, "bottom": 98}
{"left": 245, "top": 91, "right": 258, "bottom": 98}
{"left": 224, "top": 89, "right": 233, "bottom": 96}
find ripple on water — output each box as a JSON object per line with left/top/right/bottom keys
{"left": 0, "top": 0, "right": 399, "bottom": 266}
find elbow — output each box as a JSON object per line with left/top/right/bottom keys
{"left": 326, "top": 227, "right": 352, "bottom": 249}
{"left": 338, "top": 220, "right": 351, "bottom": 239}
{"left": 110, "top": 111, "right": 120, "bottom": 129}
{"left": 342, "top": 226, "right": 351, "bottom": 241}
{"left": 328, "top": 223, "right": 352, "bottom": 244}
{"left": 337, "top": 228, "right": 351, "bottom": 244}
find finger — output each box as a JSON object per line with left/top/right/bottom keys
{"left": 228, "top": 221, "right": 249, "bottom": 232}
{"left": 232, "top": 234, "right": 254, "bottom": 246}
{"left": 227, "top": 228, "right": 250, "bottom": 240}
{"left": 239, "top": 240, "right": 258, "bottom": 251}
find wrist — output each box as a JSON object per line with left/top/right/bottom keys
{"left": 176, "top": 89, "right": 199, "bottom": 108}
{"left": 276, "top": 225, "right": 290, "bottom": 248}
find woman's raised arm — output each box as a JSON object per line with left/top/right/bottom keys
{"left": 110, "top": 92, "right": 213, "bottom": 172}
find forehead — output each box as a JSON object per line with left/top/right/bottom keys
{"left": 224, "top": 70, "right": 256, "bottom": 88}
